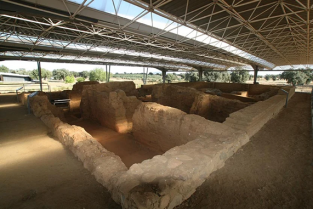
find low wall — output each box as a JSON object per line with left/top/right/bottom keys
{"left": 18, "top": 92, "right": 30, "bottom": 105}
{"left": 224, "top": 87, "right": 295, "bottom": 137}
{"left": 152, "top": 84, "right": 200, "bottom": 113}
{"left": 81, "top": 89, "right": 141, "bottom": 133}
{"left": 190, "top": 93, "right": 250, "bottom": 122}
{"left": 29, "top": 94, "right": 66, "bottom": 121}
{"left": 82, "top": 81, "right": 138, "bottom": 96}
{"left": 132, "top": 102, "right": 247, "bottom": 153}
{"left": 152, "top": 84, "right": 250, "bottom": 122}
{"left": 72, "top": 81, "right": 99, "bottom": 93}
{"left": 71, "top": 81, "right": 140, "bottom": 113}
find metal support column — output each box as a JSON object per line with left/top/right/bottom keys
{"left": 143, "top": 67, "right": 146, "bottom": 85}
{"left": 252, "top": 65, "right": 259, "bottom": 84}
{"left": 108, "top": 65, "right": 111, "bottom": 82}
{"left": 162, "top": 69, "right": 167, "bottom": 83}
{"left": 198, "top": 67, "right": 203, "bottom": 81}
{"left": 105, "top": 65, "right": 108, "bottom": 82}
{"left": 37, "top": 61, "right": 42, "bottom": 91}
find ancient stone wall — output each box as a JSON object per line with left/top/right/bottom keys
{"left": 30, "top": 95, "right": 250, "bottom": 209}
{"left": 82, "top": 81, "right": 138, "bottom": 96}
{"left": 152, "top": 84, "right": 200, "bottom": 113}
{"left": 29, "top": 94, "right": 66, "bottom": 121}
{"left": 132, "top": 102, "right": 245, "bottom": 153}
{"left": 224, "top": 86, "right": 295, "bottom": 138}
{"left": 72, "top": 81, "right": 99, "bottom": 93}
{"left": 190, "top": 93, "right": 250, "bottom": 122}
{"left": 29, "top": 85, "right": 296, "bottom": 209}
{"left": 81, "top": 89, "right": 141, "bottom": 133}
{"left": 152, "top": 84, "right": 250, "bottom": 122}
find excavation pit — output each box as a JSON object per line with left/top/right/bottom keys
{"left": 27, "top": 81, "right": 295, "bottom": 209}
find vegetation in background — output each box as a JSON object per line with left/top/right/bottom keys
{"left": 29, "top": 68, "right": 52, "bottom": 80}
{"left": 165, "top": 73, "right": 180, "bottom": 82}
{"left": 184, "top": 72, "right": 199, "bottom": 82}
{"left": 1, "top": 64, "right": 313, "bottom": 87}
{"left": 89, "top": 68, "right": 111, "bottom": 82}
{"left": 230, "top": 68, "right": 250, "bottom": 83}
{"left": 65, "top": 75, "right": 75, "bottom": 83}
{"left": 70, "top": 71, "right": 79, "bottom": 78}
{"left": 204, "top": 70, "right": 231, "bottom": 82}
{"left": 280, "top": 71, "right": 313, "bottom": 86}
{"left": 76, "top": 77, "right": 85, "bottom": 82}
{"left": 52, "top": 69, "right": 71, "bottom": 80}
{"left": 79, "top": 71, "right": 89, "bottom": 79}
{"left": 112, "top": 73, "right": 162, "bottom": 82}
{"left": 0, "top": 65, "right": 9, "bottom": 73}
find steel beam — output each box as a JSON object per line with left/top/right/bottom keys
{"left": 37, "top": 61, "right": 43, "bottom": 91}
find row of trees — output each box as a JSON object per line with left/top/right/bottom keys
{"left": 1, "top": 64, "right": 313, "bottom": 85}
{"left": 0, "top": 65, "right": 102, "bottom": 82}
{"left": 182, "top": 69, "right": 250, "bottom": 83}
{"left": 183, "top": 69, "right": 313, "bottom": 86}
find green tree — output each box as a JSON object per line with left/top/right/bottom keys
{"left": 280, "top": 71, "right": 312, "bottom": 86}
{"left": 70, "top": 71, "right": 79, "bottom": 78}
{"left": 76, "top": 77, "right": 85, "bottom": 82}
{"left": 184, "top": 72, "right": 199, "bottom": 82}
{"left": 165, "top": 73, "right": 178, "bottom": 81}
{"left": 264, "top": 74, "right": 271, "bottom": 81}
{"left": 65, "top": 75, "right": 75, "bottom": 83}
{"left": 28, "top": 68, "right": 52, "bottom": 80}
{"left": 79, "top": 71, "right": 89, "bottom": 79}
{"left": 204, "top": 70, "right": 230, "bottom": 82}
{"left": 0, "top": 65, "right": 9, "bottom": 73}
{"left": 89, "top": 68, "right": 107, "bottom": 82}
{"left": 230, "top": 68, "right": 249, "bottom": 83}
{"left": 16, "top": 68, "right": 28, "bottom": 75}
{"left": 53, "top": 69, "right": 70, "bottom": 80}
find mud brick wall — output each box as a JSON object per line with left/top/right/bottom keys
{"left": 82, "top": 89, "right": 141, "bottom": 133}
{"left": 213, "top": 83, "right": 248, "bottom": 93}
{"left": 29, "top": 94, "right": 66, "bottom": 121}
{"left": 82, "top": 81, "right": 138, "bottom": 96}
{"left": 152, "top": 84, "right": 202, "bottom": 113}
{"left": 152, "top": 84, "right": 249, "bottom": 122}
{"left": 72, "top": 81, "right": 99, "bottom": 93}
{"left": 190, "top": 93, "right": 250, "bottom": 122}
{"left": 18, "top": 92, "right": 30, "bottom": 105}
{"left": 132, "top": 102, "right": 246, "bottom": 153}
{"left": 34, "top": 110, "right": 128, "bottom": 193}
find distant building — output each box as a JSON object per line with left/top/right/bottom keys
{"left": 0, "top": 73, "right": 32, "bottom": 82}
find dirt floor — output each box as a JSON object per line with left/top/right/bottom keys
{"left": 176, "top": 93, "right": 313, "bottom": 209}
{"left": 69, "top": 119, "right": 162, "bottom": 168}
{"left": 0, "top": 94, "right": 120, "bottom": 209}
{"left": 0, "top": 93, "right": 312, "bottom": 209}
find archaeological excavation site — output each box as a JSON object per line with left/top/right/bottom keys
{"left": 1, "top": 0, "right": 313, "bottom": 208}
{"left": 17, "top": 81, "right": 295, "bottom": 209}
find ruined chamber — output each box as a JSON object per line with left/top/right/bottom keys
{"left": 28, "top": 81, "right": 295, "bottom": 209}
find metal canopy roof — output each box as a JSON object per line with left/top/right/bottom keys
{"left": 131, "top": 0, "right": 312, "bottom": 66}
{"left": 0, "top": 0, "right": 311, "bottom": 70}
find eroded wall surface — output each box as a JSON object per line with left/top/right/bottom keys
{"left": 81, "top": 82, "right": 141, "bottom": 133}
{"left": 28, "top": 85, "right": 296, "bottom": 209}
{"left": 152, "top": 84, "right": 250, "bottom": 122}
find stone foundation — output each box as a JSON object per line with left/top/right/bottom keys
{"left": 28, "top": 84, "right": 296, "bottom": 209}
